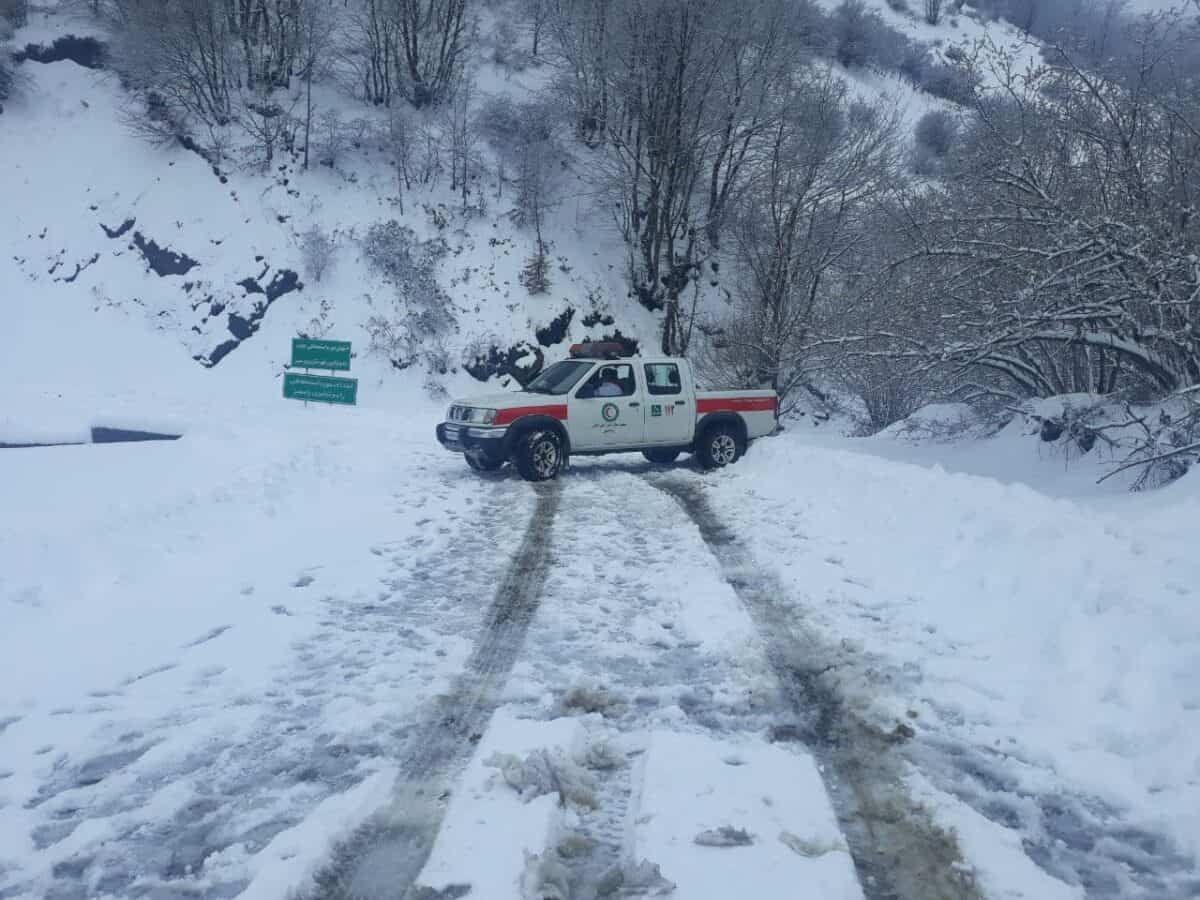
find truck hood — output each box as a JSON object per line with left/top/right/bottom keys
{"left": 447, "top": 392, "right": 536, "bottom": 409}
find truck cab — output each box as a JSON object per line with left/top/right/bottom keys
{"left": 436, "top": 342, "right": 777, "bottom": 481}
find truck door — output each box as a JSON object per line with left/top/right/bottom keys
{"left": 642, "top": 362, "right": 692, "bottom": 446}
{"left": 569, "top": 362, "right": 646, "bottom": 449}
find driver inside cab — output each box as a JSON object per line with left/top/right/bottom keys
{"left": 594, "top": 367, "right": 623, "bottom": 397}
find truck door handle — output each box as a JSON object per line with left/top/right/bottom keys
{"left": 629, "top": 402, "right": 640, "bottom": 407}
{"left": 674, "top": 400, "right": 685, "bottom": 405}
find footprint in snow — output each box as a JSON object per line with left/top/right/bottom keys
{"left": 292, "top": 574, "right": 315, "bottom": 588}
{"left": 695, "top": 826, "right": 754, "bottom": 847}
{"left": 192, "top": 665, "right": 226, "bottom": 682}
{"left": 779, "top": 830, "right": 845, "bottom": 858}
{"left": 182, "top": 625, "right": 232, "bottom": 649}
{"left": 121, "top": 663, "right": 178, "bottom": 686}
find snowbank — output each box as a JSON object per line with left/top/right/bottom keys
{"left": 0, "top": 405, "right": 541, "bottom": 898}
{"left": 707, "top": 433, "right": 1200, "bottom": 877}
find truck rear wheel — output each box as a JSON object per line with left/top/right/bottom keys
{"left": 514, "top": 430, "right": 563, "bottom": 481}
{"left": 642, "top": 448, "right": 680, "bottom": 466}
{"left": 697, "top": 425, "right": 744, "bottom": 470}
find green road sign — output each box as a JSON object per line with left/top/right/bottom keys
{"left": 283, "top": 372, "right": 358, "bottom": 405}
{"left": 291, "top": 338, "right": 351, "bottom": 371}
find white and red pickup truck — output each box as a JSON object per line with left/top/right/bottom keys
{"left": 436, "top": 342, "right": 778, "bottom": 480}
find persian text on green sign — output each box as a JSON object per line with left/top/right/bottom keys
{"left": 283, "top": 372, "right": 358, "bottom": 405}
{"left": 291, "top": 338, "right": 351, "bottom": 371}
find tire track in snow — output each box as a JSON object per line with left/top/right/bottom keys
{"left": 652, "top": 475, "right": 983, "bottom": 900}
{"left": 306, "top": 479, "right": 562, "bottom": 900}
{"left": 9, "top": 462, "right": 534, "bottom": 900}
{"left": 510, "top": 468, "right": 783, "bottom": 899}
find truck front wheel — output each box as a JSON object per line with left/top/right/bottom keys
{"left": 514, "top": 430, "right": 563, "bottom": 481}
{"left": 642, "top": 448, "right": 680, "bottom": 466}
{"left": 697, "top": 425, "right": 744, "bottom": 470}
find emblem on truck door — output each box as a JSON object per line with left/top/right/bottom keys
{"left": 602, "top": 402, "right": 620, "bottom": 422}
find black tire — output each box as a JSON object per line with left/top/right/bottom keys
{"left": 513, "top": 429, "right": 563, "bottom": 481}
{"left": 642, "top": 448, "right": 680, "bottom": 466}
{"left": 696, "top": 424, "right": 744, "bottom": 470}
{"left": 465, "top": 451, "right": 504, "bottom": 472}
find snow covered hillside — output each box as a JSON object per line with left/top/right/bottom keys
{"left": 0, "top": 0, "right": 1126, "bottom": 426}
{"left": 2, "top": 3, "right": 657, "bottom": 438}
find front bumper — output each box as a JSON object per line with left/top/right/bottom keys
{"left": 436, "top": 422, "right": 509, "bottom": 455}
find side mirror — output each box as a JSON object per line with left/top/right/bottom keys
{"left": 577, "top": 386, "right": 595, "bottom": 400}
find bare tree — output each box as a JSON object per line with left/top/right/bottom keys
{"left": 297, "top": 0, "right": 335, "bottom": 169}
{"left": 896, "top": 21, "right": 1200, "bottom": 401}
{"left": 341, "top": 0, "right": 398, "bottom": 106}
{"left": 510, "top": 105, "right": 560, "bottom": 294}
{"left": 912, "top": 108, "right": 958, "bottom": 174}
{"left": 521, "top": 0, "right": 551, "bottom": 57}
{"left": 709, "top": 73, "right": 899, "bottom": 407}
{"left": 548, "top": 0, "right": 832, "bottom": 352}
{"left": 702, "top": 0, "right": 812, "bottom": 250}
{"left": 395, "top": 0, "right": 471, "bottom": 107}
{"left": 239, "top": 88, "right": 298, "bottom": 168}
{"left": 546, "top": 0, "right": 613, "bottom": 145}
{"left": 119, "top": 0, "right": 237, "bottom": 132}
{"left": 601, "top": 0, "right": 734, "bottom": 353}
{"left": 298, "top": 224, "right": 338, "bottom": 282}
{"left": 925, "top": 0, "right": 943, "bottom": 25}
{"left": 1098, "top": 387, "right": 1200, "bottom": 489}
{"left": 340, "top": 0, "right": 470, "bottom": 108}
{"left": 443, "top": 68, "right": 479, "bottom": 208}
{"left": 388, "top": 105, "right": 416, "bottom": 213}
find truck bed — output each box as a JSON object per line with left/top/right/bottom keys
{"left": 694, "top": 389, "right": 777, "bottom": 439}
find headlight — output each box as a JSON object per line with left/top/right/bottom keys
{"left": 478, "top": 408, "right": 498, "bottom": 425}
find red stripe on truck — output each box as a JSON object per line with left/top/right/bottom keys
{"left": 696, "top": 396, "right": 776, "bottom": 414}
{"left": 495, "top": 405, "right": 569, "bottom": 426}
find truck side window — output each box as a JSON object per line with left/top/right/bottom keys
{"left": 644, "top": 363, "right": 681, "bottom": 396}
{"left": 578, "top": 364, "right": 636, "bottom": 398}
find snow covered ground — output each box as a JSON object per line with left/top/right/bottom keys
{"left": 0, "top": 404, "right": 541, "bottom": 897}
{"left": 702, "top": 424, "right": 1200, "bottom": 898}
{"left": 4, "top": 2, "right": 1199, "bottom": 898}
{"left": 3, "top": 394, "right": 1197, "bottom": 898}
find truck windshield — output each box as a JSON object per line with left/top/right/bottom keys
{"left": 524, "top": 360, "right": 592, "bottom": 395}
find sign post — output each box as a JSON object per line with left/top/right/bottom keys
{"left": 285, "top": 338, "right": 357, "bottom": 407}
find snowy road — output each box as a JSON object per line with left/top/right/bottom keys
{"left": 2, "top": 419, "right": 1198, "bottom": 899}
{"left": 311, "top": 465, "right": 870, "bottom": 900}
